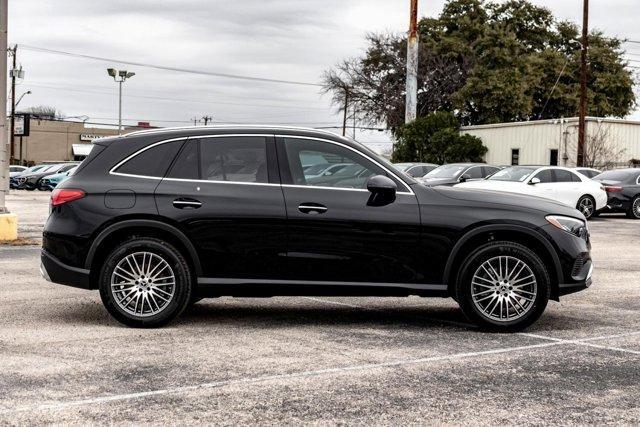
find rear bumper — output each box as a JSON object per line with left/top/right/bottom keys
{"left": 40, "top": 249, "right": 93, "bottom": 289}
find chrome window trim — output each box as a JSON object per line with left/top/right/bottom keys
{"left": 109, "top": 133, "right": 415, "bottom": 195}
{"left": 276, "top": 134, "right": 414, "bottom": 195}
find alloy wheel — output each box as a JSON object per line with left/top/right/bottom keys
{"left": 471, "top": 255, "right": 537, "bottom": 322}
{"left": 578, "top": 196, "right": 594, "bottom": 218}
{"left": 110, "top": 251, "right": 176, "bottom": 317}
{"left": 634, "top": 198, "right": 640, "bottom": 218}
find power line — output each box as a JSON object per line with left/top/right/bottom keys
{"left": 26, "top": 82, "right": 331, "bottom": 111}
{"left": 19, "top": 44, "right": 322, "bottom": 87}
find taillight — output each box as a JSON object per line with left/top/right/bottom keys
{"left": 604, "top": 186, "right": 622, "bottom": 193}
{"left": 51, "top": 189, "right": 86, "bottom": 206}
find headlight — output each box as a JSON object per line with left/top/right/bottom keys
{"left": 546, "top": 215, "right": 587, "bottom": 238}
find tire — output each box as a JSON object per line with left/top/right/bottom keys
{"left": 99, "top": 237, "right": 193, "bottom": 328}
{"left": 626, "top": 196, "right": 640, "bottom": 219}
{"left": 576, "top": 195, "right": 596, "bottom": 220}
{"left": 455, "top": 241, "right": 550, "bottom": 332}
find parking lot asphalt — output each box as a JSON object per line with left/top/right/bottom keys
{"left": 1, "top": 190, "right": 639, "bottom": 424}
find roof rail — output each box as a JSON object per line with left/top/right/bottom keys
{"left": 124, "top": 124, "right": 342, "bottom": 138}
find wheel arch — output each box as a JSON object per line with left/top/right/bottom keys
{"left": 443, "top": 225, "right": 563, "bottom": 301}
{"left": 86, "top": 219, "right": 203, "bottom": 285}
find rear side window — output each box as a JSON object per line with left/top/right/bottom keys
{"left": 200, "top": 136, "right": 268, "bottom": 183}
{"left": 167, "top": 140, "right": 199, "bottom": 180}
{"left": 115, "top": 140, "right": 184, "bottom": 177}
{"left": 554, "top": 170, "right": 576, "bottom": 183}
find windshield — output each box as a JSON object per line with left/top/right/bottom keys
{"left": 488, "top": 167, "right": 536, "bottom": 182}
{"left": 393, "top": 163, "right": 413, "bottom": 172}
{"left": 424, "top": 164, "right": 467, "bottom": 179}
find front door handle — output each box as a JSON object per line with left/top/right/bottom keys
{"left": 298, "top": 203, "right": 327, "bottom": 214}
{"left": 173, "top": 198, "right": 202, "bottom": 209}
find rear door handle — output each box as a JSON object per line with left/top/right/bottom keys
{"left": 298, "top": 203, "right": 327, "bottom": 214}
{"left": 173, "top": 198, "right": 202, "bottom": 209}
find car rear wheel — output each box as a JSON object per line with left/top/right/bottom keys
{"left": 627, "top": 196, "right": 640, "bottom": 219}
{"left": 456, "top": 241, "right": 550, "bottom": 331}
{"left": 576, "top": 195, "right": 595, "bottom": 219}
{"left": 99, "top": 237, "right": 192, "bottom": 328}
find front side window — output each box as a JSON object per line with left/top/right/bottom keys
{"left": 200, "top": 136, "right": 268, "bottom": 183}
{"left": 283, "top": 138, "right": 390, "bottom": 190}
{"left": 465, "top": 166, "right": 484, "bottom": 179}
{"left": 533, "top": 169, "right": 554, "bottom": 183}
{"left": 115, "top": 140, "right": 185, "bottom": 177}
{"left": 167, "top": 139, "right": 199, "bottom": 180}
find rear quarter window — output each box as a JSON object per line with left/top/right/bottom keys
{"left": 114, "top": 140, "right": 185, "bottom": 177}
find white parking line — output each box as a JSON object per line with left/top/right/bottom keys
{"left": 520, "top": 332, "right": 640, "bottom": 355}
{"left": 2, "top": 330, "right": 639, "bottom": 415}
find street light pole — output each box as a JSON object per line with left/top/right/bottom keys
{"left": 107, "top": 68, "right": 135, "bottom": 135}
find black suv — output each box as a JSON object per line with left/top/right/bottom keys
{"left": 41, "top": 127, "right": 593, "bottom": 330}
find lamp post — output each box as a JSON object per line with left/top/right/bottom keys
{"left": 107, "top": 68, "right": 135, "bottom": 134}
{"left": 15, "top": 90, "right": 30, "bottom": 108}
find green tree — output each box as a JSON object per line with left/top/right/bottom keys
{"left": 392, "top": 112, "right": 487, "bottom": 163}
{"left": 322, "top": 0, "right": 635, "bottom": 131}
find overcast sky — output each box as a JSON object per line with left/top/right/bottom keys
{"left": 8, "top": 0, "right": 640, "bottom": 147}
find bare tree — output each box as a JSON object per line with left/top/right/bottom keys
{"left": 22, "top": 105, "right": 63, "bottom": 120}
{"left": 582, "top": 123, "right": 626, "bottom": 169}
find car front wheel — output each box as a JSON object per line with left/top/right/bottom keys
{"left": 99, "top": 237, "right": 192, "bottom": 328}
{"left": 456, "top": 241, "right": 550, "bottom": 331}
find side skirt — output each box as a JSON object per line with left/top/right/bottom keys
{"left": 196, "top": 278, "right": 449, "bottom": 298}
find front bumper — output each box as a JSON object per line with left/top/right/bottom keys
{"left": 40, "top": 249, "right": 93, "bottom": 289}
{"left": 558, "top": 260, "right": 593, "bottom": 296}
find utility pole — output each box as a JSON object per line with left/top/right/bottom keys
{"left": 0, "top": 0, "right": 14, "bottom": 235}
{"left": 8, "top": 45, "right": 16, "bottom": 163}
{"left": 201, "top": 115, "right": 213, "bottom": 125}
{"left": 405, "top": 0, "right": 419, "bottom": 124}
{"left": 192, "top": 117, "right": 198, "bottom": 126}
{"left": 577, "top": 0, "right": 589, "bottom": 167}
{"left": 341, "top": 87, "right": 349, "bottom": 136}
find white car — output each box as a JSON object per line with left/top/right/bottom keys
{"left": 456, "top": 166, "right": 607, "bottom": 219}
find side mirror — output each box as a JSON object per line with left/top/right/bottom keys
{"left": 459, "top": 174, "right": 471, "bottom": 183}
{"left": 366, "top": 175, "right": 397, "bottom": 206}
{"left": 529, "top": 177, "right": 541, "bottom": 185}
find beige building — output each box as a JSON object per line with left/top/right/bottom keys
{"left": 462, "top": 117, "right": 640, "bottom": 168}
{"left": 10, "top": 118, "right": 155, "bottom": 165}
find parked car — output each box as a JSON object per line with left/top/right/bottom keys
{"left": 14, "top": 163, "right": 78, "bottom": 191}
{"left": 592, "top": 168, "right": 640, "bottom": 219}
{"left": 9, "top": 165, "right": 27, "bottom": 176}
{"left": 419, "top": 163, "right": 501, "bottom": 186}
{"left": 42, "top": 126, "right": 592, "bottom": 331}
{"left": 574, "top": 167, "right": 602, "bottom": 179}
{"left": 456, "top": 166, "right": 607, "bottom": 219}
{"left": 393, "top": 162, "right": 439, "bottom": 178}
{"left": 10, "top": 164, "right": 49, "bottom": 189}
{"left": 38, "top": 165, "right": 78, "bottom": 191}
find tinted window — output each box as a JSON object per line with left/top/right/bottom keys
{"left": 466, "top": 166, "right": 484, "bottom": 179}
{"left": 554, "top": 169, "right": 576, "bottom": 183}
{"left": 200, "top": 136, "right": 268, "bottom": 183}
{"left": 533, "top": 169, "right": 554, "bottom": 183}
{"left": 116, "top": 141, "right": 184, "bottom": 177}
{"left": 167, "top": 140, "right": 199, "bottom": 180}
{"left": 483, "top": 166, "right": 500, "bottom": 177}
{"left": 283, "top": 137, "right": 390, "bottom": 189}
{"left": 407, "top": 166, "right": 424, "bottom": 177}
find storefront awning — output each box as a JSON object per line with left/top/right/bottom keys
{"left": 72, "top": 144, "right": 93, "bottom": 157}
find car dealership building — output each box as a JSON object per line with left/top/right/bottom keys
{"left": 9, "top": 117, "right": 155, "bottom": 165}
{"left": 462, "top": 117, "right": 640, "bottom": 168}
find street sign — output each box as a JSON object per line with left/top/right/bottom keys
{"left": 14, "top": 113, "right": 30, "bottom": 136}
